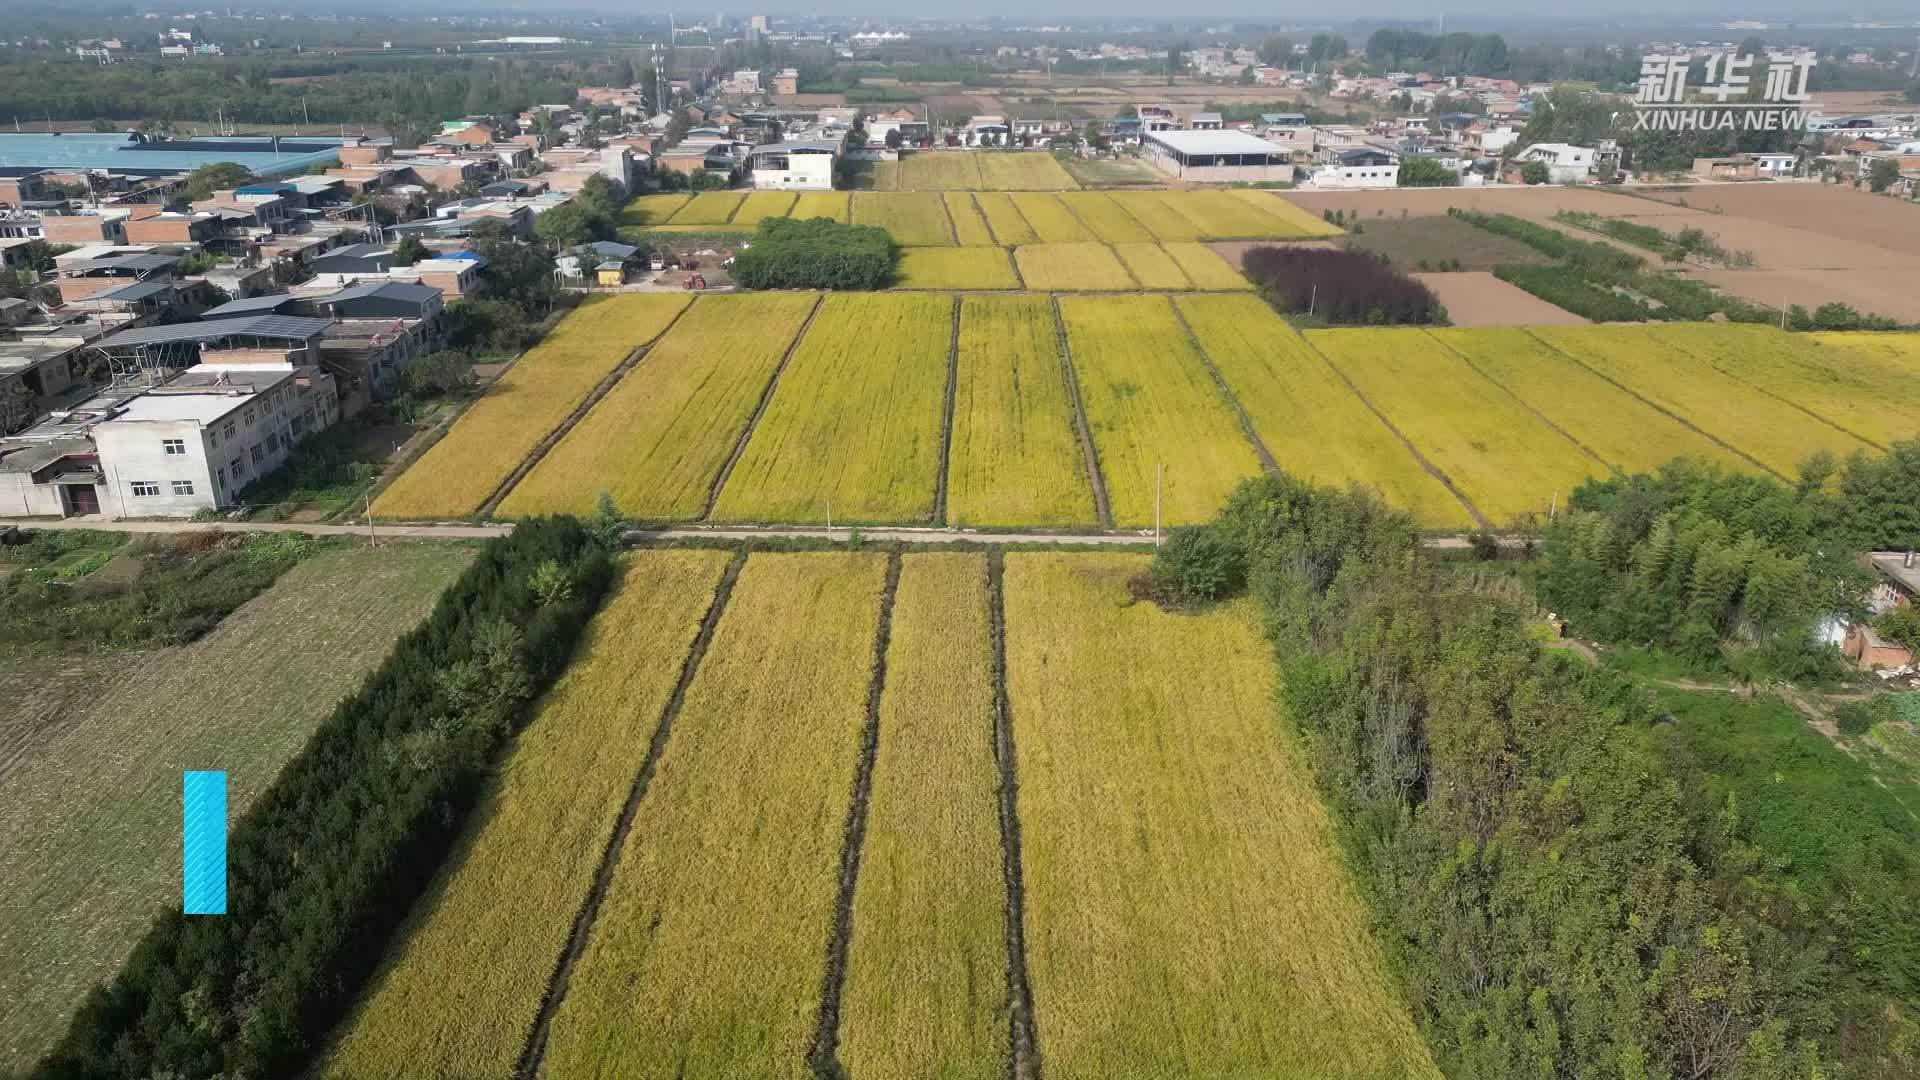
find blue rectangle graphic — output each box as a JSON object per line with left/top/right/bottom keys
{"left": 182, "top": 771, "right": 227, "bottom": 916}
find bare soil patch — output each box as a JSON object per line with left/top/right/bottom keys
{"left": 1412, "top": 272, "right": 1588, "bottom": 328}
{"left": 1690, "top": 267, "right": 1920, "bottom": 324}
{"left": 1633, "top": 183, "right": 1920, "bottom": 259}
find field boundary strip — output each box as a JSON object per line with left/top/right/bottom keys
{"left": 808, "top": 552, "right": 904, "bottom": 1078}
{"left": 1300, "top": 335, "right": 1491, "bottom": 530}
{"left": 701, "top": 294, "right": 826, "bottom": 519}
{"left": 474, "top": 299, "right": 696, "bottom": 521}
{"left": 1008, "top": 241, "right": 1029, "bottom": 289}
{"left": 988, "top": 549, "right": 1042, "bottom": 1080}
{"left": 1166, "top": 299, "right": 1279, "bottom": 473}
{"left": 937, "top": 190, "right": 962, "bottom": 246}
{"left": 1422, "top": 331, "right": 1619, "bottom": 477}
{"left": 513, "top": 548, "right": 747, "bottom": 1080}
{"left": 933, "top": 296, "right": 962, "bottom": 526}
{"left": 1518, "top": 329, "right": 1783, "bottom": 480}
{"left": 1048, "top": 294, "right": 1114, "bottom": 529}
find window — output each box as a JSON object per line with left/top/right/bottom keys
{"left": 215, "top": 464, "right": 225, "bottom": 489}
{"left": 161, "top": 438, "right": 185, "bottom": 456}
{"left": 171, "top": 480, "right": 194, "bottom": 496}
{"left": 231, "top": 456, "right": 245, "bottom": 476}
{"left": 242, "top": 407, "right": 255, "bottom": 426}
{"left": 223, "top": 421, "right": 236, "bottom": 440}
{"left": 130, "top": 481, "right": 159, "bottom": 497}
{"left": 266, "top": 432, "right": 280, "bottom": 453}
{"left": 250, "top": 444, "right": 264, "bottom": 465}
{"left": 209, "top": 431, "right": 219, "bottom": 449}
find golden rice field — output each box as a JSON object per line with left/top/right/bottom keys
{"left": 712, "top": 293, "right": 953, "bottom": 524}
{"left": 320, "top": 551, "right": 731, "bottom": 1080}
{"left": 1529, "top": 325, "right": 1873, "bottom": 477}
{"left": 1058, "top": 294, "right": 1263, "bottom": 526}
{"left": 1004, "top": 553, "right": 1440, "bottom": 1080}
{"left": 1230, "top": 188, "right": 1346, "bottom": 237}
{"left": 1013, "top": 242, "right": 1137, "bottom": 291}
{"left": 853, "top": 191, "right": 956, "bottom": 246}
{"left": 1101, "top": 190, "right": 1205, "bottom": 241}
{"left": 498, "top": 293, "right": 818, "bottom": 519}
{"left": 1310, "top": 328, "right": 1605, "bottom": 526}
{"left": 897, "top": 151, "right": 986, "bottom": 190}
{"left": 839, "top": 553, "right": 1009, "bottom": 1080}
{"left": 1428, "top": 327, "right": 1748, "bottom": 475}
{"left": 976, "top": 151, "right": 1079, "bottom": 190}
{"left": 669, "top": 190, "right": 749, "bottom": 225}
{"left": 1056, "top": 192, "right": 1155, "bottom": 243}
{"left": 791, "top": 190, "right": 851, "bottom": 222}
{"left": 894, "top": 247, "right": 1020, "bottom": 290}
{"left": 1643, "top": 323, "right": 1920, "bottom": 450}
{"left": 946, "top": 295, "right": 1097, "bottom": 526}
{"left": 1112, "top": 242, "right": 1191, "bottom": 289}
{"left": 945, "top": 191, "right": 996, "bottom": 245}
{"left": 973, "top": 192, "right": 1038, "bottom": 245}
{"left": 537, "top": 552, "right": 887, "bottom": 1080}
{"left": 1813, "top": 330, "right": 1920, "bottom": 368}
{"left": 1174, "top": 294, "right": 1468, "bottom": 528}
{"left": 733, "top": 190, "right": 799, "bottom": 226}
{"left": 370, "top": 293, "right": 690, "bottom": 519}
{"left": 1164, "top": 241, "right": 1253, "bottom": 289}
{"left": 1009, "top": 192, "right": 1094, "bottom": 242}
{"left": 618, "top": 192, "right": 690, "bottom": 227}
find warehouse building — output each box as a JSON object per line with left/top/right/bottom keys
{"left": 1140, "top": 129, "right": 1292, "bottom": 182}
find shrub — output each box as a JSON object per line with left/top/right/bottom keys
{"left": 1834, "top": 700, "right": 1876, "bottom": 735}
{"left": 1146, "top": 525, "right": 1246, "bottom": 607}
{"left": 1493, "top": 264, "right": 1652, "bottom": 322}
{"left": 1396, "top": 156, "right": 1460, "bottom": 187}
{"left": 730, "top": 216, "right": 895, "bottom": 290}
{"left": 1241, "top": 246, "right": 1443, "bottom": 325}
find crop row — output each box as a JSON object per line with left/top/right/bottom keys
{"left": 317, "top": 549, "right": 1434, "bottom": 1079}
{"left": 389, "top": 292, "right": 1920, "bottom": 530}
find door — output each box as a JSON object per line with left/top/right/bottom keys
{"left": 64, "top": 484, "right": 100, "bottom": 516}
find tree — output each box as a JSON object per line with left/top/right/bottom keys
{"left": 1167, "top": 41, "right": 1185, "bottom": 85}
{"left": 884, "top": 127, "right": 903, "bottom": 150}
{"left": 1521, "top": 159, "right": 1551, "bottom": 185}
{"left": 533, "top": 201, "right": 613, "bottom": 249}
{"left": 179, "top": 161, "right": 253, "bottom": 204}
{"left": 1082, "top": 119, "right": 1107, "bottom": 150}
{"left": 391, "top": 235, "right": 430, "bottom": 267}
{"left": 1868, "top": 156, "right": 1900, "bottom": 193}
{"left": 1398, "top": 156, "right": 1460, "bottom": 187}
{"left": 1258, "top": 36, "right": 1293, "bottom": 67}
{"left": 575, "top": 172, "right": 626, "bottom": 217}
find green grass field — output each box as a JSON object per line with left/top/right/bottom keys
{"left": 1004, "top": 553, "right": 1439, "bottom": 1080}
{"left": 713, "top": 293, "right": 952, "bottom": 524}
{"left": 839, "top": 553, "right": 1009, "bottom": 1079}
{"left": 0, "top": 542, "right": 473, "bottom": 1072}
{"left": 537, "top": 552, "right": 886, "bottom": 1080}
{"left": 320, "top": 551, "right": 729, "bottom": 1080}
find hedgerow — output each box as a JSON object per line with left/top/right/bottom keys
{"left": 731, "top": 216, "right": 896, "bottom": 290}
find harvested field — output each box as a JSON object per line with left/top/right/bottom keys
{"left": 713, "top": 294, "right": 952, "bottom": 524}
{"left": 1013, "top": 243, "right": 1136, "bottom": 291}
{"left": 733, "top": 190, "right": 799, "bottom": 226}
{"left": 1162, "top": 241, "right": 1252, "bottom": 289}
{"left": 1309, "top": 328, "right": 1605, "bottom": 525}
{"left": 1640, "top": 324, "right": 1920, "bottom": 449}
{"left": 1113, "top": 242, "right": 1191, "bottom": 289}
{"left": 1004, "top": 552, "right": 1440, "bottom": 1080}
{"left": 1690, "top": 267, "right": 1920, "bottom": 324}
{"left": 1635, "top": 182, "right": 1920, "bottom": 258}
{"left": 372, "top": 294, "right": 691, "bottom": 519}
{"left": 1427, "top": 327, "right": 1746, "bottom": 473}
{"left": 0, "top": 542, "right": 473, "bottom": 1072}
{"left": 1009, "top": 193, "right": 1094, "bottom": 242}
{"left": 497, "top": 293, "right": 817, "bottom": 519}
{"left": 894, "top": 247, "right": 1020, "bottom": 290}
{"left": 974, "top": 192, "right": 1039, "bottom": 246}
{"left": 1410, "top": 272, "right": 1586, "bottom": 327}
{"left": 1102, "top": 190, "right": 1204, "bottom": 241}
{"left": 792, "top": 191, "right": 852, "bottom": 222}
{"left": 320, "top": 551, "right": 730, "bottom": 1080}
{"left": 669, "top": 191, "right": 749, "bottom": 225}
{"left": 1174, "top": 294, "right": 1467, "bottom": 527}
{"left": 1059, "top": 294, "right": 1263, "bottom": 526}
{"left": 839, "top": 553, "right": 1008, "bottom": 1079}
{"left": 945, "top": 192, "right": 996, "bottom": 245}
{"left": 1061, "top": 155, "right": 1159, "bottom": 186}
{"left": 1528, "top": 325, "right": 1874, "bottom": 476}
{"left": 947, "top": 295, "right": 1097, "bottom": 527}
{"left": 619, "top": 192, "right": 691, "bottom": 227}
{"left": 977, "top": 152, "right": 1079, "bottom": 190}
{"left": 897, "top": 151, "right": 985, "bottom": 190}
{"left": 854, "top": 191, "right": 956, "bottom": 246}
{"left": 1281, "top": 185, "right": 1652, "bottom": 221}
{"left": 537, "top": 552, "right": 887, "bottom": 1080}
{"left": 1057, "top": 192, "right": 1155, "bottom": 243}
{"left": 1347, "top": 215, "right": 1552, "bottom": 271}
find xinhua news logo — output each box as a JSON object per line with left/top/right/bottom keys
{"left": 1632, "top": 50, "right": 1816, "bottom": 131}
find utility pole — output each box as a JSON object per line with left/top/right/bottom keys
{"left": 1154, "top": 464, "right": 1163, "bottom": 546}
{"left": 365, "top": 491, "right": 377, "bottom": 547}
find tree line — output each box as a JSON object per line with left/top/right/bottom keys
{"left": 34, "top": 516, "right": 620, "bottom": 1079}
{"left": 1147, "top": 465, "right": 1920, "bottom": 1078}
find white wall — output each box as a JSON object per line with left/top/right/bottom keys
{"left": 1311, "top": 164, "right": 1400, "bottom": 188}
{"left": 751, "top": 153, "right": 835, "bottom": 190}
{"left": 94, "top": 419, "right": 218, "bottom": 517}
